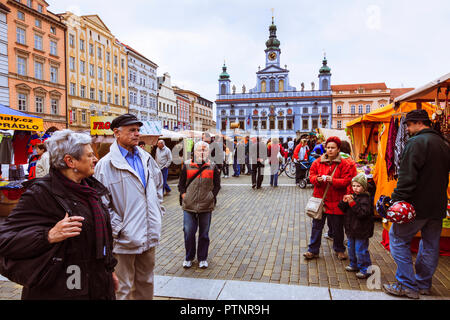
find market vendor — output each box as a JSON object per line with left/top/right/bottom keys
{"left": 383, "top": 109, "right": 450, "bottom": 299}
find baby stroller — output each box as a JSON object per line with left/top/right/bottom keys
{"left": 298, "top": 153, "right": 320, "bottom": 189}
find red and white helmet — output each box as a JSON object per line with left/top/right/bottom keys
{"left": 386, "top": 201, "right": 416, "bottom": 224}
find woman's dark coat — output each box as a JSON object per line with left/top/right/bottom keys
{"left": 0, "top": 169, "right": 116, "bottom": 300}
{"left": 338, "top": 193, "right": 374, "bottom": 239}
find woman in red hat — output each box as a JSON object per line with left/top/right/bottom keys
{"left": 303, "top": 136, "right": 356, "bottom": 260}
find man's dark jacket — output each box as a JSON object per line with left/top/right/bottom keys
{"left": 338, "top": 193, "right": 374, "bottom": 239}
{"left": 0, "top": 170, "right": 117, "bottom": 300}
{"left": 391, "top": 129, "right": 450, "bottom": 220}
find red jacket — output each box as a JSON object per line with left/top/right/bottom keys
{"left": 309, "top": 154, "right": 356, "bottom": 215}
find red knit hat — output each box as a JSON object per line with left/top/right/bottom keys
{"left": 325, "top": 136, "right": 342, "bottom": 149}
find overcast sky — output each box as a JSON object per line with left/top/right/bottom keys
{"left": 50, "top": 0, "right": 450, "bottom": 110}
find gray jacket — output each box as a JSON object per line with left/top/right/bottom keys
{"left": 94, "top": 141, "right": 165, "bottom": 254}
{"left": 156, "top": 146, "right": 172, "bottom": 169}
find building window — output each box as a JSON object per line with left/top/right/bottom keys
{"left": 380, "top": 104, "right": 385, "bottom": 108}
{"left": 50, "top": 26, "right": 56, "bottom": 35}
{"left": 17, "top": 11, "right": 25, "bottom": 21}
{"left": 35, "top": 19, "right": 41, "bottom": 28}
{"left": 17, "top": 57, "right": 27, "bottom": 76}
{"left": 302, "top": 119, "right": 308, "bottom": 130}
{"left": 27, "top": 0, "right": 32, "bottom": 7}
{"left": 322, "top": 106, "right": 328, "bottom": 113}
{"left": 80, "top": 39, "right": 85, "bottom": 51}
{"left": 50, "top": 41, "right": 57, "bottom": 55}
{"left": 122, "top": 96, "right": 126, "bottom": 106}
{"left": 115, "top": 94, "right": 118, "bottom": 105}
{"left": 114, "top": 73, "right": 118, "bottom": 85}
{"left": 34, "top": 34, "right": 43, "bottom": 50}
{"left": 16, "top": 27, "right": 26, "bottom": 44}
{"left": 106, "top": 70, "right": 111, "bottom": 82}
{"left": 106, "top": 52, "right": 110, "bottom": 63}
{"left": 312, "top": 106, "right": 318, "bottom": 113}
{"left": 89, "top": 43, "right": 94, "bottom": 55}
{"left": 37, "top": 4, "right": 43, "bottom": 13}
{"left": 261, "top": 80, "right": 266, "bottom": 93}
{"left": 337, "top": 105, "right": 342, "bottom": 114}
{"left": 18, "top": 93, "right": 27, "bottom": 111}
{"left": 69, "top": 34, "right": 75, "bottom": 47}
{"left": 261, "top": 120, "right": 267, "bottom": 129}
{"left": 337, "top": 120, "right": 342, "bottom": 129}
{"left": 89, "top": 64, "right": 94, "bottom": 77}
{"left": 312, "top": 119, "right": 318, "bottom": 129}
{"left": 80, "top": 61, "right": 85, "bottom": 74}
{"left": 71, "top": 109, "right": 77, "bottom": 123}
{"left": 121, "top": 58, "right": 125, "bottom": 69}
{"left": 51, "top": 99, "right": 58, "bottom": 115}
{"left": 278, "top": 119, "right": 284, "bottom": 130}
{"left": 121, "top": 76, "right": 125, "bottom": 87}
{"left": 69, "top": 83, "right": 76, "bottom": 96}
{"left": 366, "top": 104, "right": 371, "bottom": 113}
{"left": 98, "top": 67, "right": 103, "bottom": 80}
{"left": 287, "top": 119, "right": 293, "bottom": 130}
{"left": 303, "top": 107, "right": 308, "bottom": 114}
{"left": 99, "top": 90, "right": 103, "bottom": 102}
{"left": 50, "top": 66, "right": 58, "bottom": 83}
{"left": 90, "top": 88, "right": 95, "bottom": 100}
{"left": 69, "top": 57, "right": 75, "bottom": 71}
{"left": 80, "top": 85, "right": 86, "bottom": 98}
{"left": 220, "top": 84, "right": 226, "bottom": 95}
{"left": 269, "top": 118, "right": 275, "bottom": 130}
{"left": 270, "top": 80, "right": 275, "bottom": 92}
{"left": 34, "top": 61, "right": 43, "bottom": 80}
{"left": 97, "top": 47, "right": 102, "bottom": 60}
{"left": 81, "top": 110, "right": 87, "bottom": 123}
{"left": 351, "top": 105, "right": 356, "bottom": 114}
{"left": 35, "top": 96, "right": 44, "bottom": 113}
{"left": 114, "top": 55, "right": 118, "bottom": 66}
{"left": 322, "top": 118, "right": 328, "bottom": 128}
{"left": 107, "top": 93, "right": 112, "bottom": 104}
{"left": 358, "top": 105, "right": 363, "bottom": 114}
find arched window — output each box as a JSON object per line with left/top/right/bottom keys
{"left": 366, "top": 104, "right": 371, "bottom": 113}
{"left": 322, "top": 79, "right": 328, "bottom": 90}
{"left": 351, "top": 105, "right": 356, "bottom": 114}
{"left": 270, "top": 80, "right": 275, "bottom": 92}
{"left": 261, "top": 80, "right": 266, "bottom": 93}
{"left": 278, "top": 79, "right": 284, "bottom": 92}
{"left": 220, "top": 84, "right": 226, "bottom": 95}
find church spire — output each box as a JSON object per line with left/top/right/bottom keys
{"left": 266, "top": 14, "right": 280, "bottom": 50}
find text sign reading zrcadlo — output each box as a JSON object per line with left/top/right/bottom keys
{"left": 0, "top": 114, "right": 44, "bottom": 131}
{"left": 90, "top": 116, "right": 116, "bottom": 135}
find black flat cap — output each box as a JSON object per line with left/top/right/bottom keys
{"left": 405, "top": 109, "right": 430, "bottom": 123}
{"left": 110, "top": 113, "right": 143, "bottom": 130}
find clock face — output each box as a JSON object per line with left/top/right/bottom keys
{"left": 268, "top": 52, "right": 277, "bottom": 61}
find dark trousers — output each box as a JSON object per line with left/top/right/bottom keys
{"left": 223, "top": 164, "right": 229, "bottom": 176}
{"left": 251, "top": 164, "right": 264, "bottom": 188}
{"left": 295, "top": 162, "right": 306, "bottom": 184}
{"left": 308, "top": 214, "right": 345, "bottom": 254}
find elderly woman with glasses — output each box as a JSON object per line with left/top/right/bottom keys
{"left": 0, "top": 130, "right": 118, "bottom": 300}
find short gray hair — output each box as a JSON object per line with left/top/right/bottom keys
{"left": 45, "top": 129, "right": 92, "bottom": 170}
{"left": 194, "top": 141, "right": 209, "bottom": 151}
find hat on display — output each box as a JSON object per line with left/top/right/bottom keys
{"left": 110, "top": 114, "right": 143, "bottom": 130}
{"left": 404, "top": 109, "right": 430, "bottom": 123}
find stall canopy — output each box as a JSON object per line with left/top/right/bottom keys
{"left": 393, "top": 72, "right": 450, "bottom": 104}
{"left": 0, "top": 104, "right": 43, "bottom": 132}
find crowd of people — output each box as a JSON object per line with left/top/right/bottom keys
{"left": 0, "top": 109, "right": 448, "bottom": 301}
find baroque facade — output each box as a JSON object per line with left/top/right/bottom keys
{"left": 5, "top": 0, "right": 67, "bottom": 130}
{"left": 157, "top": 72, "right": 177, "bottom": 130}
{"left": 216, "top": 18, "right": 332, "bottom": 140}
{"left": 0, "top": 2, "right": 9, "bottom": 106}
{"left": 59, "top": 12, "right": 128, "bottom": 131}
{"left": 122, "top": 42, "right": 158, "bottom": 121}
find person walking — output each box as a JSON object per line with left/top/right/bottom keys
{"left": 303, "top": 136, "right": 355, "bottom": 260}
{"left": 223, "top": 141, "right": 231, "bottom": 178}
{"left": 178, "top": 141, "right": 221, "bottom": 269}
{"left": 250, "top": 137, "right": 265, "bottom": 189}
{"left": 0, "top": 130, "right": 118, "bottom": 299}
{"left": 338, "top": 173, "right": 374, "bottom": 279}
{"left": 294, "top": 139, "right": 310, "bottom": 186}
{"left": 268, "top": 137, "right": 286, "bottom": 187}
{"left": 232, "top": 137, "right": 242, "bottom": 177}
{"left": 94, "top": 114, "right": 165, "bottom": 300}
{"left": 383, "top": 110, "right": 450, "bottom": 299}
{"left": 156, "top": 140, "right": 173, "bottom": 195}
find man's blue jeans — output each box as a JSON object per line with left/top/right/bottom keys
{"left": 233, "top": 163, "right": 240, "bottom": 176}
{"left": 308, "top": 214, "right": 345, "bottom": 254}
{"left": 389, "top": 218, "right": 442, "bottom": 292}
{"left": 347, "top": 237, "right": 371, "bottom": 274}
{"left": 270, "top": 174, "right": 278, "bottom": 186}
{"left": 183, "top": 211, "right": 212, "bottom": 261}
{"left": 161, "top": 167, "right": 171, "bottom": 192}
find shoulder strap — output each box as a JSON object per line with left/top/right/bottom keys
{"left": 322, "top": 163, "right": 339, "bottom": 200}
{"left": 33, "top": 180, "right": 73, "bottom": 216}
{"left": 185, "top": 164, "right": 209, "bottom": 190}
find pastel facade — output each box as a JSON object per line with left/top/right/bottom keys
{"left": 59, "top": 12, "right": 128, "bottom": 131}
{"left": 0, "top": 3, "right": 9, "bottom": 106}
{"left": 122, "top": 42, "right": 158, "bottom": 121}
{"left": 174, "top": 90, "right": 190, "bottom": 130}
{"left": 216, "top": 19, "right": 332, "bottom": 140}
{"left": 157, "top": 72, "right": 177, "bottom": 130}
{"left": 5, "top": 0, "right": 66, "bottom": 130}
{"left": 174, "top": 87, "right": 214, "bottom": 132}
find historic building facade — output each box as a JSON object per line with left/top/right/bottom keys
{"left": 122, "top": 42, "right": 158, "bottom": 121}
{"left": 59, "top": 12, "right": 128, "bottom": 131}
{"left": 0, "top": 2, "right": 9, "bottom": 106}
{"left": 5, "top": 0, "right": 67, "bottom": 130}
{"left": 216, "top": 19, "right": 332, "bottom": 140}
{"left": 174, "top": 89, "right": 190, "bottom": 130}
{"left": 174, "top": 87, "right": 214, "bottom": 132}
{"left": 157, "top": 72, "right": 177, "bottom": 130}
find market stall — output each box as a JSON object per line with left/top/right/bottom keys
{"left": 0, "top": 104, "right": 44, "bottom": 216}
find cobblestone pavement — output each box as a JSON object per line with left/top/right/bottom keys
{"left": 1, "top": 172, "right": 449, "bottom": 299}
{"left": 155, "top": 173, "right": 450, "bottom": 297}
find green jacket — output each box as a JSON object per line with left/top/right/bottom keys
{"left": 391, "top": 129, "right": 450, "bottom": 220}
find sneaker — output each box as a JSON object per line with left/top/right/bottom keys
{"left": 303, "top": 251, "right": 319, "bottom": 260}
{"left": 182, "top": 260, "right": 192, "bottom": 268}
{"left": 356, "top": 271, "right": 370, "bottom": 279}
{"left": 199, "top": 260, "right": 208, "bottom": 269}
{"left": 383, "top": 282, "right": 420, "bottom": 299}
{"left": 345, "top": 265, "right": 359, "bottom": 272}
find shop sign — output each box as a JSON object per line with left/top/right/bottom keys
{"left": 90, "top": 116, "right": 115, "bottom": 135}
{"left": 0, "top": 114, "right": 43, "bottom": 131}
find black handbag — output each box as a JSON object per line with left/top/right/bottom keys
{"left": 0, "top": 184, "right": 72, "bottom": 288}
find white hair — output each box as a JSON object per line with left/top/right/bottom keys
{"left": 194, "top": 141, "right": 209, "bottom": 151}
{"left": 45, "top": 129, "right": 92, "bottom": 170}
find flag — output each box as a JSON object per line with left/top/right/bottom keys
{"left": 247, "top": 115, "right": 250, "bottom": 125}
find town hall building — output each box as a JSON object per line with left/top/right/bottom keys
{"left": 215, "top": 18, "right": 332, "bottom": 140}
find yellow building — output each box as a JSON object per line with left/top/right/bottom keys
{"left": 59, "top": 12, "right": 128, "bottom": 131}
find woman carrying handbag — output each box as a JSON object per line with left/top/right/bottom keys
{"left": 303, "top": 136, "right": 356, "bottom": 260}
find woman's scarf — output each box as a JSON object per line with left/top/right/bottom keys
{"left": 55, "top": 170, "right": 109, "bottom": 260}
{"left": 385, "top": 117, "right": 399, "bottom": 181}
{"left": 394, "top": 116, "right": 409, "bottom": 178}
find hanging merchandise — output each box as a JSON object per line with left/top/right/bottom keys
{"left": 385, "top": 117, "right": 399, "bottom": 180}
{"left": 0, "top": 132, "right": 12, "bottom": 164}
{"left": 12, "top": 131, "right": 31, "bottom": 165}
{"left": 27, "top": 132, "right": 50, "bottom": 155}
{"left": 393, "top": 116, "right": 409, "bottom": 178}
{"left": 8, "top": 164, "right": 25, "bottom": 181}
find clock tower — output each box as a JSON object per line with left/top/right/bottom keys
{"left": 265, "top": 17, "right": 281, "bottom": 68}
